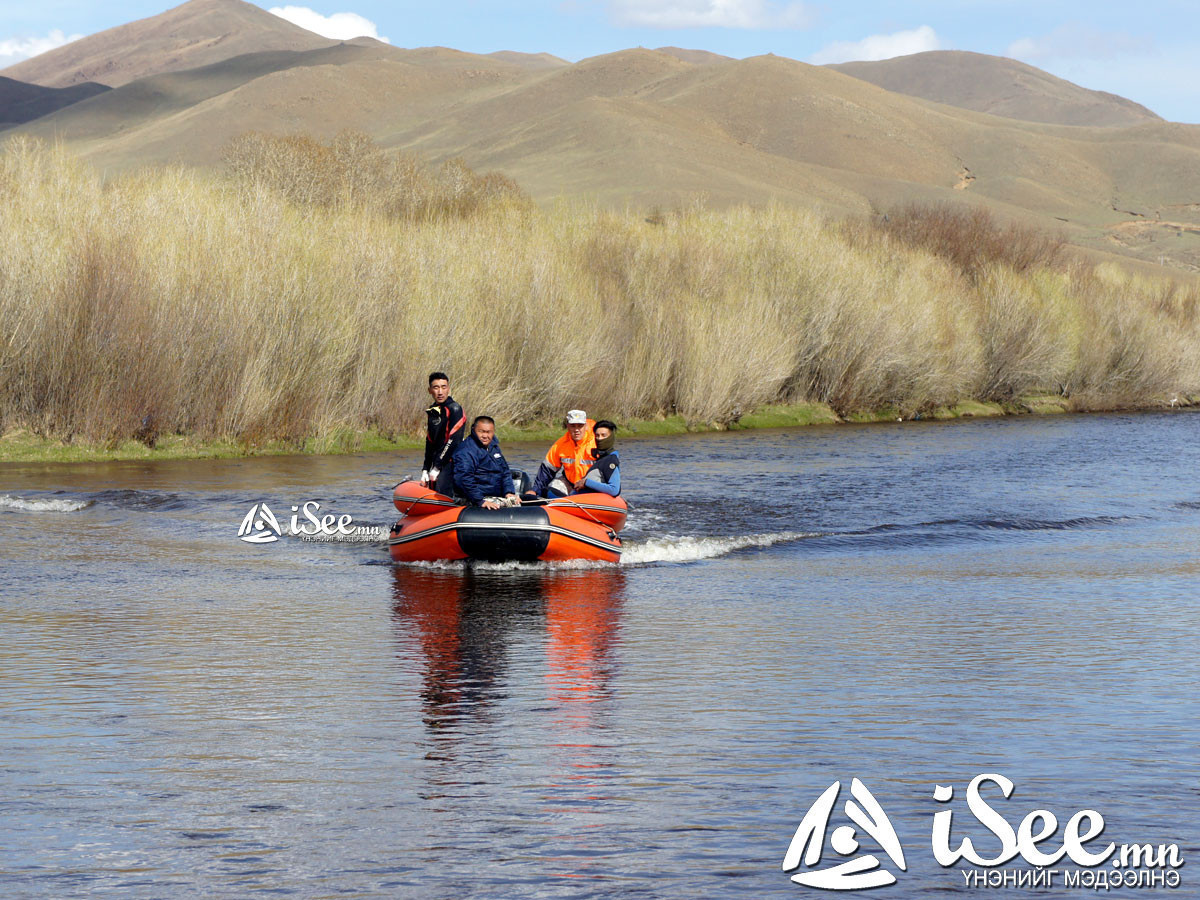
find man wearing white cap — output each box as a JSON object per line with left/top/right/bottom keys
{"left": 526, "top": 409, "right": 596, "bottom": 499}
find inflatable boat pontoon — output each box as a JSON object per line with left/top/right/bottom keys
{"left": 388, "top": 480, "right": 626, "bottom": 563}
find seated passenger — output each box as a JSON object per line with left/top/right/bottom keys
{"left": 452, "top": 416, "right": 519, "bottom": 510}
{"left": 526, "top": 409, "right": 595, "bottom": 499}
{"left": 581, "top": 420, "right": 621, "bottom": 497}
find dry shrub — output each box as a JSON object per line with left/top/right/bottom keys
{"left": 223, "top": 130, "right": 527, "bottom": 220}
{"left": 972, "top": 267, "right": 1073, "bottom": 401}
{"left": 1063, "top": 264, "right": 1200, "bottom": 405}
{"left": 874, "top": 202, "right": 1064, "bottom": 282}
{"left": 782, "top": 233, "right": 981, "bottom": 416}
{"left": 1, "top": 137, "right": 1198, "bottom": 449}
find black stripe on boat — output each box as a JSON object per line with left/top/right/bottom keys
{"left": 456, "top": 507, "right": 551, "bottom": 561}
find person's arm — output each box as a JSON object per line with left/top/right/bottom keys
{"left": 422, "top": 406, "right": 440, "bottom": 475}
{"left": 530, "top": 460, "right": 558, "bottom": 496}
{"left": 583, "top": 465, "right": 620, "bottom": 496}
{"left": 433, "top": 401, "right": 465, "bottom": 473}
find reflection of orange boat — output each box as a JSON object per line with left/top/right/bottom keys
{"left": 388, "top": 480, "right": 626, "bottom": 564}
{"left": 391, "top": 566, "right": 627, "bottom": 735}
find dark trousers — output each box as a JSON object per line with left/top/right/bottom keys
{"left": 434, "top": 468, "right": 456, "bottom": 497}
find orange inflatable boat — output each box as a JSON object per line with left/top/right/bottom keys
{"left": 389, "top": 480, "right": 627, "bottom": 563}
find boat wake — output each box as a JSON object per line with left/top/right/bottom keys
{"left": 0, "top": 493, "right": 92, "bottom": 513}
{"left": 621, "top": 530, "right": 819, "bottom": 564}
{"left": 387, "top": 530, "right": 817, "bottom": 571}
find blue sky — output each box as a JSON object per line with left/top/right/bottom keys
{"left": 2, "top": 0, "right": 1197, "bottom": 122}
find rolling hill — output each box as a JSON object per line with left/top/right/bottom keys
{"left": 3, "top": 0, "right": 1199, "bottom": 270}
{"left": 0, "top": 76, "right": 109, "bottom": 125}
{"left": 0, "top": 0, "right": 337, "bottom": 88}
{"left": 829, "top": 51, "right": 1162, "bottom": 128}
{"left": 485, "top": 51, "right": 569, "bottom": 70}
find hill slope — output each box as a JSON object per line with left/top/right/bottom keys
{"left": 485, "top": 51, "right": 568, "bottom": 70}
{"left": 6, "top": 31, "right": 1200, "bottom": 270}
{"left": 0, "top": 0, "right": 335, "bottom": 88}
{"left": 830, "top": 51, "right": 1162, "bottom": 127}
{"left": 15, "top": 43, "right": 534, "bottom": 166}
{"left": 654, "top": 47, "right": 732, "bottom": 66}
{"left": 0, "top": 76, "right": 109, "bottom": 125}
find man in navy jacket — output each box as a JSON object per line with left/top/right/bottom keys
{"left": 452, "top": 417, "right": 519, "bottom": 509}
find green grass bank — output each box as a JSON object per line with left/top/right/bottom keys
{"left": 4, "top": 396, "right": 1196, "bottom": 464}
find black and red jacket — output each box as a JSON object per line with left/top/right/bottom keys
{"left": 423, "top": 397, "right": 465, "bottom": 474}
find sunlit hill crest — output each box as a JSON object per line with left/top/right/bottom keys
{"left": 2, "top": 0, "right": 1200, "bottom": 270}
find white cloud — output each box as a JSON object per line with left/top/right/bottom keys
{"left": 809, "top": 25, "right": 940, "bottom": 65}
{"left": 609, "top": 0, "right": 812, "bottom": 30}
{"left": 1007, "top": 24, "right": 1151, "bottom": 63}
{"left": 0, "top": 29, "right": 84, "bottom": 68}
{"left": 268, "top": 6, "right": 390, "bottom": 43}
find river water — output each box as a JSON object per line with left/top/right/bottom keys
{"left": 2, "top": 412, "right": 1198, "bottom": 898}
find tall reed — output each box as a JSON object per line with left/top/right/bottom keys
{"left": 2, "top": 136, "right": 1198, "bottom": 448}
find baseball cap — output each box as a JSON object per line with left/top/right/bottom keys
{"left": 566, "top": 409, "right": 587, "bottom": 425}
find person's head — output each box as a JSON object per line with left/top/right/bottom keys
{"left": 428, "top": 372, "right": 450, "bottom": 404}
{"left": 472, "top": 415, "right": 495, "bottom": 447}
{"left": 594, "top": 420, "right": 617, "bottom": 450}
{"left": 565, "top": 409, "right": 588, "bottom": 443}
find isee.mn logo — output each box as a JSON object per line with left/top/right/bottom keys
{"left": 783, "top": 774, "right": 1185, "bottom": 892}
{"left": 782, "top": 778, "right": 907, "bottom": 889}
{"left": 237, "top": 502, "right": 283, "bottom": 544}
{"left": 237, "top": 500, "right": 381, "bottom": 544}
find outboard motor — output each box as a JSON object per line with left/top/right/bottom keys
{"left": 509, "top": 468, "right": 531, "bottom": 495}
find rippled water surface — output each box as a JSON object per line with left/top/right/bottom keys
{"left": 2, "top": 412, "right": 1198, "bottom": 897}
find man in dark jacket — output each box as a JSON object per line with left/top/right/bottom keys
{"left": 581, "top": 420, "right": 621, "bottom": 496}
{"left": 453, "top": 417, "right": 519, "bottom": 509}
{"left": 422, "top": 372, "right": 465, "bottom": 495}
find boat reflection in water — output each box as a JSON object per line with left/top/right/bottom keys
{"left": 391, "top": 566, "right": 630, "bottom": 883}
{"left": 390, "top": 566, "right": 627, "bottom": 740}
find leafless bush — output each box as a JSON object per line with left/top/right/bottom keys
{"left": 222, "top": 130, "right": 527, "bottom": 220}
{"left": 1, "top": 139, "right": 1197, "bottom": 449}
{"left": 873, "top": 202, "right": 1064, "bottom": 282}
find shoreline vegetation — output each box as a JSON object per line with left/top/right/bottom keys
{"left": 0, "top": 403, "right": 1195, "bottom": 468}
{"left": 3, "top": 134, "right": 1199, "bottom": 465}
{"left": 3, "top": 399, "right": 1197, "bottom": 465}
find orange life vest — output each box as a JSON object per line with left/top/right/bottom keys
{"left": 543, "top": 421, "right": 596, "bottom": 485}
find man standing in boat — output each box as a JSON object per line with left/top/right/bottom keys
{"left": 526, "top": 409, "right": 596, "bottom": 499}
{"left": 453, "top": 416, "right": 520, "bottom": 510}
{"left": 421, "top": 372, "right": 465, "bottom": 496}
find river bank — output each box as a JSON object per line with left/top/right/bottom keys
{"left": 3, "top": 394, "right": 1195, "bottom": 464}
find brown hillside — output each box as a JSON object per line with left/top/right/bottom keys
{"left": 7, "top": 37, "right": 1200, "bottom": 270}
{"left": 0, "top": 0, "right": 334, "bottom": 88}
{"left": 17, "top": 44, "right": 532, "bottom": 167}
{"left": 654, "top": 47, "right": 733, "bottom": 65}
{"left": 830, "top": 51, "right": 1162, "bottom": 127}
{"left": 387, "top": 50, "right": 1200, "bottom": 266}
{"left": 15, "top": 44, "right": 402, "bottom": 145}
{"left": 0, "top": 76, "right": 109, "bottom": 125}
{"left": 486, "top": 51, "right": 569, "bottom": 70}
